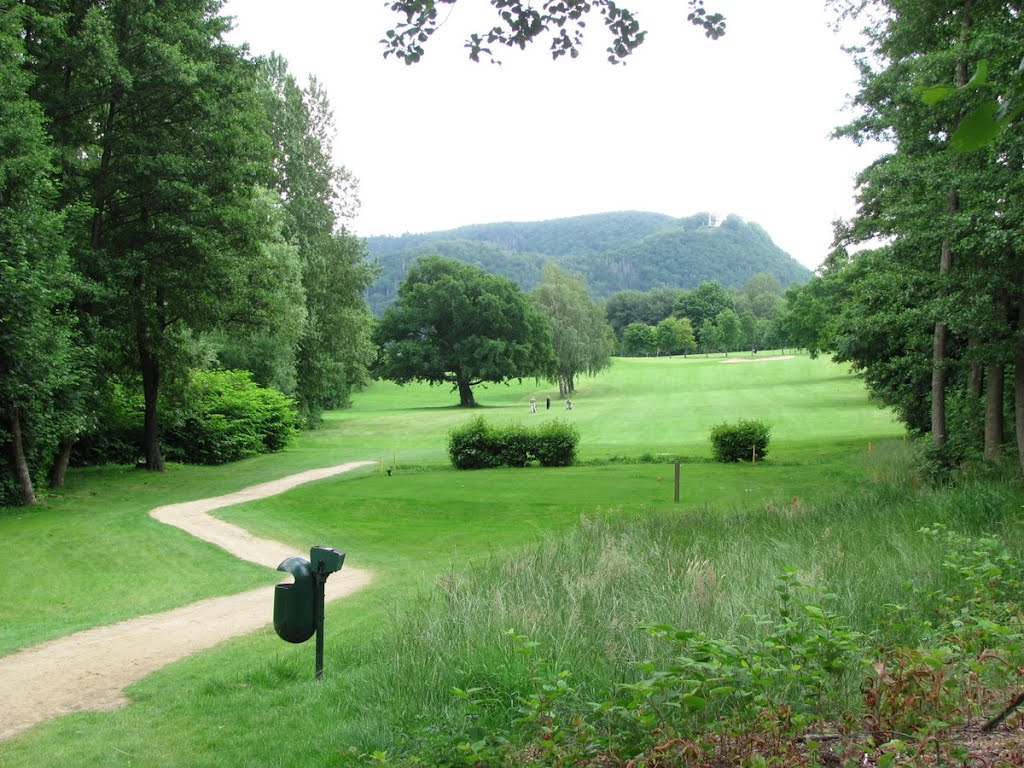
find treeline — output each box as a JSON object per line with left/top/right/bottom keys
{"left": 603, "top": 274, "right": 789, "bottom": 356}
{"left": 781, "top": 1, "right": 1024, "bottom": 474}
{"left": 1, "top": 2, "right": 375, "bottom": 504}
{"left": 364, "top": 211, "right": 811, "bottom": 315}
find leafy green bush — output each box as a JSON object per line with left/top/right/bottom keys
{"left": 531, "top": 419, "right": 579, "bottom": 467}
{"left": 709, "top": 418, "right": 770, "bottom": 462}
{"left": 448, "top": 417, "right": 579, "bottom": 469}
{"left": 448, "top": 416, "right": 503, "bottom": 469}
{"left": 496, "top": 422, "right": 533, "bottom": 468}
{"left": 162, "top": 370, "right": 297, "bottom": 465}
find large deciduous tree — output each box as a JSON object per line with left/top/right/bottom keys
{"left": 531, "top": 264, "right": 613, "bottom": 396}
{"left": 674, "top": 281, "right": 734, "bottom": 331}
{"left": 656, "top": 316, "right": 697, "bottom": 357}
{"left": 831, "top": 0, "right": 1024, "bottom": 469}
{"left": 25, "top": 0, "right": 276, "bottom": 468}
{"left": 25, "top": 0, "right": 273, "bottom": 471}
{"left": 0, "top": 3, "right": 72, "bottom": 504}
{"left": 374, "top": 256, "right": 555, "bottom": 406}
{"left": 257, "top": 55, "right": 377, "bottom": 427}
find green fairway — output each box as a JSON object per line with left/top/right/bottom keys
{"left": 0, "top": 353, "right": 914, "bottom": 766}
{"left": 315, "top": 353, "right": 901, "bottom": 463}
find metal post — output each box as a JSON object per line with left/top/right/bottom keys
{"left": 314, "top": 574, "right": 325, "bottom": 679}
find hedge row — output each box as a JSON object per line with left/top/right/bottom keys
{"left": 448, "top": 416, "right": 579, "bottom": 469}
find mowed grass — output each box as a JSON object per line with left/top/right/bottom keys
{"left": 0, "top": 355, "right": 898, "bottom": 655}
{"left": 0, "top": 353, "right": 912, "bottom": 766}
{"left": 318, "top": 353, "right": 900, "bottom": 464}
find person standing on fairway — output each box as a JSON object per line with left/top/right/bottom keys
{"left": 530, "top": 396, "right": 537, "bottom": 413}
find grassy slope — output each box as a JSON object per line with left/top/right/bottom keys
{"left": 0, "top": 354, "right": 908, "bottom": 766}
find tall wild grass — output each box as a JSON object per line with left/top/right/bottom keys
{"left": 346, "top": 464, "right": 1024, "bottom": 760}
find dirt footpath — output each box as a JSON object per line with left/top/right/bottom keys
{"left": 0, "top": 461, "right": 376, "bottom": 742}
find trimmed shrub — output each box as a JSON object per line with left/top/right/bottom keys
{"left": 532, "top": 420, "right": 580, "bottom": 467}
{"left": 709, "top": 419, "right": 771, "bottom": 462}
{"left": 448, "top": 416, "right": 503, "bottom": 469}
{"left": 448, "top": 417, "right": 580, "bottom": 469}
{"left": 495, "top": 422, "right": 533, "bottom": 468}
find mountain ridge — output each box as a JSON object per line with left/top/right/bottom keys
{"left": 363, "top": 211, "right": 811, "bottom": 315}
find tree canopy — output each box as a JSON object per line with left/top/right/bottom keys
{"left": 531, "top": 263, "right": 614, "bottom": 395}
{"left": 381, "top": 0, "right": 724, "bottom": 65}
{"left": 812, "top": 0, "right": 1024, "bottom": 472}
{"left": 374, "top": 256, "right": 555, "bottom": 406}
{"left": 1, "top": 3, "right": 378, "bottom": 504}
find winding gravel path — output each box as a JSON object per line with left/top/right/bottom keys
{"left": 0, "top": 461, "right": 376, "bottom": 741}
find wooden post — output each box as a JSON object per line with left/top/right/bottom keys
{"left": 674, "top": 461, "right": 680, "bottom": 503}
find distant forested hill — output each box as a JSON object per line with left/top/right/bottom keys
{"left": 364, "top": 211, "right": 812, "bottom": 315}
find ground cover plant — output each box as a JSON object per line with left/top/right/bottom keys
{"left": 6, "top": 354, "right": 992, "bottom": 768}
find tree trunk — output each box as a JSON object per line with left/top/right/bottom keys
{"left": 933, "top": 3, "right": 972, "bottom": 449}
{"left": 91, "top": 100, "right": 116, "bottom": 250}
{"left": 1016, "top": 321, "right": 1024, "bottom": 474}
{"left": 985, "top": 364, "right": 1005, "bottom": 461}
{"left": 932, "top": 323, "right": 948, "bottom": 447}
{"left": 7, "top": 407, "right": 37, "bottom": 505}
{"left": 566, "top": 372, "right": 575, "bottom": 394}
{"left": 47, "top": 438, "right": 75, "bottom": 489}
{"left": 1016, "top": 301, "right": 1024, "bottom": 473}
{"left": 138, "top": 318, "right": 165, "bottom": 471}
{"left": 455, "top": 374, "right": 476, "bottom": 407}
{"left": 968, "top": 338, "right": 983, "bottom": 398}
{"left": 932, "top": 193, "right": 958, "bottom": 449}
{"left": 984, "top": 289, "right": 1009, "bottom": 461}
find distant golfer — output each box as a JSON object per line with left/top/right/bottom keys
{"left": 530, "top": 396, "right": 537, "bottom": 413}
{"left": 545, "top": 396, "right": 551, "bottom": 410}
{"left": 566, "top": 399, "right": 573, "bottom": 411}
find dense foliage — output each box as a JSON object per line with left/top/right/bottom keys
{"left": 448, "top": 416, "right": 579, "bottom": 468}
{"left": 364, "top": 212, "right": 810, "bottom": 315}
{"left": 69, "top": 371, "right": 297, "bottom": 467}
{"left": 709, "top": 419, "right": 771, "bottom": 462}
{"left": 0, "top": 1, "right": 376, "bottom": 504}
{"left": 795, "top": 0, "right": 1024, "bottom": 475}
{"left": 609, "top": 275, "right": 789, "bottom": 355}
{"left": 0, "top": 3, "right": 74, "bottom": 505}
{"left": 162, "top": 370, "right": 297, "bottom": 465}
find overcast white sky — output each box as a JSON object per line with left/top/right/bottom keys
{"left": 222, "top": 1, "right": 883, "bottom": 271}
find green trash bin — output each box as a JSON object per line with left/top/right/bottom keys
{"left": 273, "top": 556, "right": 315, "bottom": 644}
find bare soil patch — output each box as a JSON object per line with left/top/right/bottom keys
{"left": 0, "top": 461, "right": 375, "bottom": 741}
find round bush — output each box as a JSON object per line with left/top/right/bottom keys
{"left": 709, "top": 419, "right": 771, "bottom": 463}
